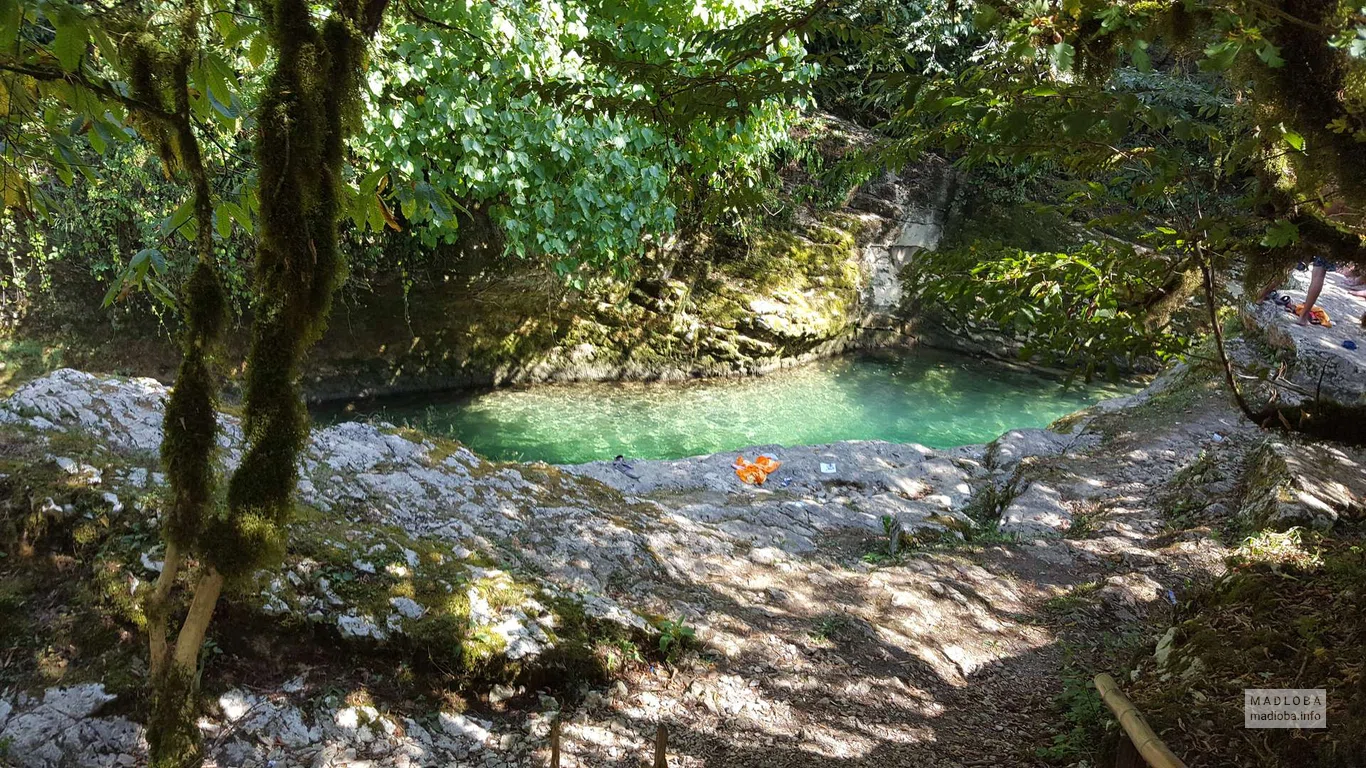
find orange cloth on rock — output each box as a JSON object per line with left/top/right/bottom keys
{"left": 734, "top": 455, "right": 782, "bottom": 485}
{"left": 1294, "top": 303, "right": 1333, "bottom": 327}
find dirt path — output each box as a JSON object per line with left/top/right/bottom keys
{"left": 549, "top": 369, "right": 1253, "bottom": 767}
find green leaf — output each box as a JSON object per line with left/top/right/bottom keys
{"left": 101, "top": 280, "right": 123, "bottom": 308}
{"left": 1260, "top": 219, "right": 1299, "bottom": 248}
{"left": 166, "top": 197, "right": 196, "bottom": 238}
{"left": 1257, "top": 42, "right": 1285, "bottom": 68}
{"left": 926, "top": 96, "right": 967, "bottom": 112}
{"left": 247, "top": 32, "right": 269, "bottom": 68}
{"left": 103, "top": 249, "right": 166, "bottom": 307}
{"left": 1050, "top": 42, "right": 1075, "bottom": 72}
{"left": 358, "top": 167, "right": 388, "bottom": 194}
{"left": 87, "top": 124, "right": 107, "bottom": 154}
{"left": 147, "top": 248, "right": 167, "bottom": 274}
{"left": 52, "top": 12, "right": 89, "bottom": 72}
{"left": 1200, "top": 41, "right": 1241, "bottom": 72}
{"left": 366, "top": 194, "right": 385, "bottom": 231}
{"left": 1282, "top": 130, "right": 1305, "bottom": 152}
{"left": 206, "top": 54, "right": 237, "bottom": 108}
{"left": 87, "top": 24, "right": 123, "bottom": 72}
{"left": 145, "top": 278, "right": 178, "bottom": 310}
{"left": 215, "top": 206, "right": 231, "bottom": 239}
{"left": 0, "top": 2, "right": 24, "bottom": 47}
{"left": 224, "top": 200, "right": 252, "bottom": 233}
{"left": 348, "top": 190, "right": 367, "bottom": 229}
{"left": 1130, "top": 39, "right": 1151, "bottom": 72}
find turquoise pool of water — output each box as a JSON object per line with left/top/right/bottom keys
{"left": 320, "top": 350, "right": 1131, "bottom": 465}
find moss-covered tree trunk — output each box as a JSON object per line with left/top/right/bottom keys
{"left": 117, "top": 14, "right": 233, "bottom": 765}
{"left": 142, "top": 1, "right": 389, "bottom": 766}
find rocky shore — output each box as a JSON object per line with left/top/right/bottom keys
{"left": 1, "top": 354, "right": 1360, "bottom": 767}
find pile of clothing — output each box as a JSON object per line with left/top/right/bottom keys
{"left": 734, "top": 455, "right": 782, "bottom": 485}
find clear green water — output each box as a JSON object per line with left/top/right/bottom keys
{"left": 321, "top": 350, "right": 1129, "bottom": 465}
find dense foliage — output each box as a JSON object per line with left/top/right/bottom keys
{"left": 0, "top": 0, "right": 810, "bottom": 327}
{"left": 783, "top": 0, "right": 1364, "bottom": 374}
{"left": 356, "top": 0, "right": 808, "bottom": 273}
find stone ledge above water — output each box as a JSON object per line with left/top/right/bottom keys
{"left": 1241, "top": 270, "right": 1366, "bottom": 406}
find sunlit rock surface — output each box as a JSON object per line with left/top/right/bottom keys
{"left": 1239, "top": 439, "right": 1365, "bottom": 530}
{"left": 1242, "top": 269, "right": 1366, "bottom": 406}
{"left": 0, "top": 367, "right": 1163, "bottom": 768}
{"left": 0, "top": 369, "right": 1055, "bottom": 657}
{"left": 0, "top": 685, "right": 141, "bottom": 768}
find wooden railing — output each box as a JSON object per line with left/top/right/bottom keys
{"left": 1094, "top": 674, "right": 1187, "bottom": 768}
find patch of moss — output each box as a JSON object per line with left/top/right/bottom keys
{"left": 1041, "top": 580, "right": 1103, "bottom": 616}
{"left": 0, "top": 339, "right": 66, "bottom": 397}
{"left": 1128, "top": 536, "right": 1366, "bottom": 766}
{"left": 1083, "top": 361, "right": 1224, "bottom": 446}
{"left": 525, "top": 593, "right": 647, "bottom": 698}
{"left": 0, "top": 477, "right": 150, "bottom": 705}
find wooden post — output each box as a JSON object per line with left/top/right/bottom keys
{"left": 653, "top": 723, "right": 668, "bottom": 768}
{"left": 549, "top": 719, "right": 561, "bottom": 768}
{"left": 1093, "top": 674, "right": 1187, "bottom": 768}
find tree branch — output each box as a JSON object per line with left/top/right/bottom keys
{"left": 1198, "top": 251, "right": 1261, "bottom": 423}
{"left": 0, "top": 60, "right": 177, "bottom": 122}
{"left": 145, "top": 540, "right": 182, "bottom": 681}
{"left": 172, "top": 569, "right": 224, "bottom": 670}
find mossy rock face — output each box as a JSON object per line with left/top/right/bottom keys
{"left": 301, "top": 212, "right": 875, "bottom": 399}
{"left": 257, "top": 509, "right": 566, "bottom": 669}
{"left": 0, "top": 425, "right": 648, "bottom": 699}
{"left": 1238, "top": 440, "right": 1364, "bottom": 532}
{"left": 0, "top": 430, "right": 164, "bottom": 702}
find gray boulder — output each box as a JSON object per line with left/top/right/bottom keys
{"left": 0, "top": 684, "right": 143, "bottom": 768}
{"left": 998, "top": 482, "right": 1070, "bottom": 537}
{"left": 1239, "top": 440, "right": 1365, "bottom": 531}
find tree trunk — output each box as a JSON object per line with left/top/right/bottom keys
{"left": 144, "top": 50, "right": 226, "bottom": 765}
{"left": 145, "top": 541, "right": 181, "bottom": 682}
{"left": 146, "top": 568, "right": 223, "bottom": 768}
{"left": 141, "top": 2, "right": 389, "bottom": 763}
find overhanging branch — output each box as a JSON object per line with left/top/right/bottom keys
{"left": 0, "top": 60, "right": 177, "bottom": 123}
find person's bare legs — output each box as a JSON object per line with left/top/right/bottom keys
{"left": 1298, "top": 264, "right": 1327, "bottom": 325}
